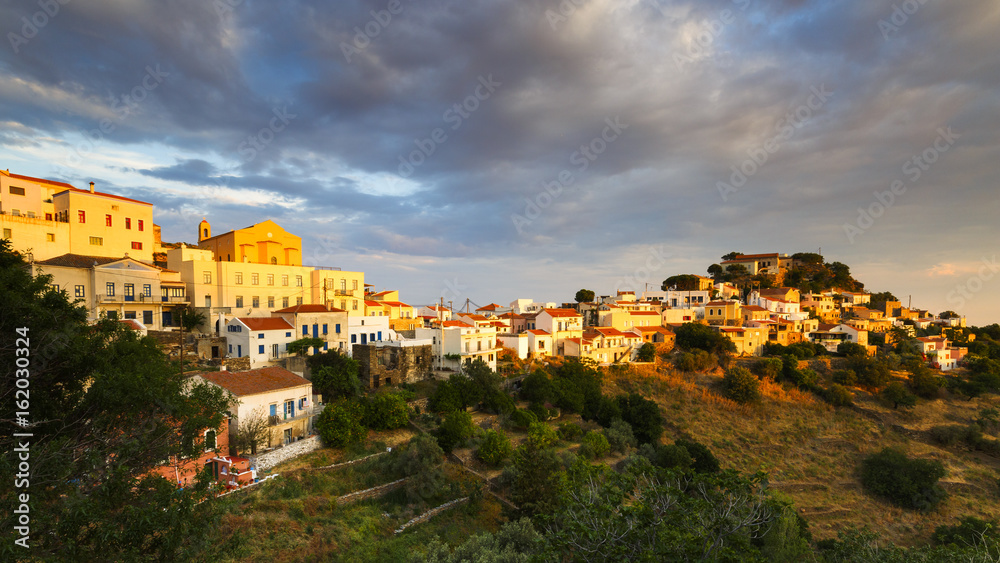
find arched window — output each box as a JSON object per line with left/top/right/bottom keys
{"left": 203, "top": 228, "right": 208, "bottom": 238}
{"left": 270, "top": 257, "right": 277, "bottom": 265}
{"left": 204, "top": 430, "right": 216, "bottom": 451}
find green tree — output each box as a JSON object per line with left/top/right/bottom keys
{"left": 520, "top": 369, "right": 556, "bottom": 405}
{"left": 436, "top": 410, "right": 475, "bottom": 452}
{"left": 636, "top": 342, "right": 656, "bottom": 362}
{"left": 286, "top": 336, "right": 324, "bottom": 356}
{"left": 837, "top": 341, "right": 867, "bottom": 357}
{"left": 579, "top": 431, "right": 611, "bottom": 459}
{"left": 707, "top": 263, "right": 724, "bottom": 278}
{"left": 428, "top": 379, "right": 463, "bottom": 413}
{"left": 526, "top": 421, "right": 559, "bottom": 449}
{"left": 722, "top": 251, "right": 744, "bottom": 261}
{"left": 674, "top": 439, "right": 721, "bottom": 473}
{"left": 574, "top": 289, "right": 595, "bottom": 303}
{"left": 0, "top": 241, "right": 235, "bottom": 561}
{"left": 674, "top": 322, "right": 736, "bottom": 356}
{"left": 316, "top": 399, "right": 367, "bottom": 447}
{"left": 176, "top": 305, "right": 207, "bottom": 332}
{"left": 722, "top": 366, "right": 762, "bottom": 404}
{"left": 661, "top": 274, "right": 701, "bottom": 291}
{"left": 616, "top": 393, "right": 663, "bottom": 444}
{"left": 362, "top": 391, "right": 409, "bottom": 430}
{"left": 860, "top": 448, "right": 946, "bottom": 510}
{"left": 476, "top": 429, "right": 513, "bottom": 467}
{"left": 880, "top": 381, "right": 917, "bottom": 409}
{"left": 308, "top": 350, "right": 360, "bottom": 402}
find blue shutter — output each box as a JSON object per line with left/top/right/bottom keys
{"left": 302, "top": 325, "right": 308, "bottom": 335}
{"left": 270, "top": 404, "right": 277, "bottom": 416}
{"left": 335, "top": 324, "right": 341, "bottom": 333}
{"left": 313, "top": 324, "right": 318, "bottom": 338}
{"left": 258, "top": 345, "right": 264, "bottom": 354}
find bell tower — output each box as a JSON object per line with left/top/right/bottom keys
{"left": 198, "top": 218, "right": 211, "bottom": 242}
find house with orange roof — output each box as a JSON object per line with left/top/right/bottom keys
{"left": 705, "top": 300, "right": 742, "bottom": 326}
{"left": 720, "top": 253, "right": 792, "bottom": 276}
{"left": 272, "top": 303, "right": 349, "bottom": 354}
{"left": 741, "top": 305, "right": 770, "bottom": 324}
{"left": 839, "top": 291, "right": 871, "bottom": 306}
{"left": 225, "top": 317, "right": 297, "bottom": 367}
{"left": 526, "top": 329, "right": 553, "bottom": 358}
{"left": 418, "top": 304, "right": 453, "bottom": 322}
{"left": 801, "top": 293, "right": 839, "bottom": 323}
{"left": 916, "top": 336, "right": 967, "bottom": 371}
{"left": 414, "top": 320, "right": 500, "bottom": 371}
{"left": 536, "top": 308, "right": 584, "bottom": 355}
{"left": 631, "top": 326, "right": 675, "bottom": 348}
{"left": 715, "top": 326, "right": 769, "bottom": 356}
{"left": 661, "top": 307, "right": 698, "bottom": 324}
{"left": 578, "top": 326, "right": 643, "bottom": 363}
{"left": 193, "top": 366, "right": 316, "bottom": 450}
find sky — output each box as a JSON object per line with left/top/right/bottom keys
{"left": 2, "top": 0, "right": 999, "bottom": 324}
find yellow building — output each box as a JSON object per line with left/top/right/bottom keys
{"left": 1, "top": 171, "right": 154, "bottom": 262}
{"left": 311, "top": 269, "right": 365, "bottom": 313}
{"left": 197, "top": 219, "right": 301, "bottom": 266}
{"left": 705, "top": 300, "right": 742, "bottom": 326}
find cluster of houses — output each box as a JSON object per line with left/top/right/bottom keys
{"left": 2, "top": 170, "right": 973, "bottom": 488}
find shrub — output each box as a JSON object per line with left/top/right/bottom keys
{"left": 436, "top": 410, "right": 476, "bottom": 453}
{"left": 722, "top": 366, "right": 761, "bottom": 404}
{"left": 847, "top": 355, "right": 890, "bottom": 388}
{"left": 526, "top": 422, "right": 559, "bottom": 450}
{"left": 751, "top": 358, "right": 783, "bottom": 379}
{"left": 428, "top": 381, "right": 463, "bottom": 413}
{"left": 674, "top": 439, "right": 720, "bottom": 473}
{"left": 482, "top": 390, "right": 516, "bottom": 415}
{"left": 521, "top": 370, "right": 555, "bottom": 405}
{"left": 832, "top": 369, "right": 857, "bottom": 387}
{"left": 823, "top": 384, "right": 854, "bottom": 407}
{"left": 557, "top": 422, "right": 583, "bottom": 441}
{"left": 636, "top": 342, "right": 656, "bottom": 362}
{"left": 392, "top": 433, "right": 445, "bottom": 478}
{"left": 837, "top": 342, "right": 868, "bottom": 357}
{"left": 603, "top": 418, "right": 637, "bottom": 453}
{"left": 362, "top": 391, "right": 409, "bottom": 430}
{"left": 643, "top": 443, "right": 692, "bottom": 471}
{"left": 932, "top": 516, "right": 999, "bottom": 550}
{"left": 929, "top": 425, "right": 975, "bottom": 448}
{"left": 316, "top": 399, "right": 367, "bottom": 448}
{"left": 527, "top": 402, "right": 550, "bottom": 422}
{"left": 510, "top": 409, "right": 538, "bottom": 430}
{"left": 909, "top": 367, "right": 944, "bottom": 399}
{"left": 593, "top": 395, "right": 622, "bottom": 427}
{"left": 859, "top": 448, "right": 946, "bottom": 510}
{"left": 579, "top": 431, "right": 610, "bottom": 459}
{"left": 616, "top": 393, "right": 664, "bottom": 444}
{"left": 476, "top": 430, "right": 513, "bottom": 467}
{"left": 674, "top": 352, "right": 696, "bottom": 372}
{"left": 880, "top": 381, "right": 917, "bottom": 410}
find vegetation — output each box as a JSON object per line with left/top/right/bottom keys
{"left": 475, "top": 429, "right": 512, "bottom": 467}
{"left": 285, "top": 336, "right": 325, "bottom": 356}
{"left": 308, "top": 349, "right": 361, "bottom": 401}
{"left": 860, "top": 448, "right": 946, "bottom": 510}
{"left": 722, "top": 365, "right": 762, "bottom": 404}
{"left": 636, "top": 342, "right": 656, "bottom": 362}
{"left": 574, "top": 288, "right": 595, "bottom": 303}
{"left": 661, "top": 274, "right": 702, "bottom": 291}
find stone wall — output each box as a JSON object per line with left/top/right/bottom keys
{"left": 353, "top": 343, "right": 434, "bottom": 389}
{"left": 336, "top": 477, "right": 408, "bottom": 505}
{"left": 195, "top": 336, "right": 227, "bottom": 359}
{"left": 249, "top": 435, "right": 321, "bottom": 471}
{"left": 223, "top": 356, "right": 251, "bottom": 372}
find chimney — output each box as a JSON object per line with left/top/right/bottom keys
{"left": 89, "top": 182, "right": 95, "bottom": 193}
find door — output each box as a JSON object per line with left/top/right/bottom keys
{"left": 124, "top": 284, "right": 135, "bottom": 302}
{"left": 237, "top": 345, "right": 242, "bottom": 357}
{"left": 142, "top": 310, "right": 153, "bottom": 325}
{"left": 162, "top": 311, "right": 172, "bottom": 326}
{"left": 361, "top": 333, "right": 367, "bottom": 344}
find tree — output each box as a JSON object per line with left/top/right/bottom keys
{"left": 428, "top": 380, "right": 463, "bottom": 413}
{"left": 579, "top": 431, "right": 611, "bottom": 459}
{"left": 575, "top": 289, "right": 595, "bottom": 303}
{"left": 860, "top": 448, "right": 946, "bottom": 510}
{"left": 316, "top": 399, "right": 367, "bottom": 447}
{"left": 527, "top": 421, "right": 559, "bottom": 449}
{"left": 837, "top": 341, "right": 867, "bottom": 357}
{"left": 722, "top": 251, "right": 744, "bottom": 261}
{"left": 707, "top": 263, "right": 724, "bottom": 278}
{"left": 476, "top": 430, "right": 513, "bottom": 467}
{"left": 615, "top": 394, "right": 664, "bottom": 444}
{"left": 176, "top": 305, "right": 207, "bottom": 332}
{"left": 674, "top": 322, "right": 736, "bottom": 356}
{"left": 636, "top": 342, "right": 656, "bottom": 362}
{"left": 308, "top": 350, "right": 360, "bottom": 402}
{"left": 880, "top": 381, "right": 917, "bottom": 409}
{"left": 286, "top": 337, "right": 324, "bottom": 356}
{"left": 0, "top": 241, "right": 235, "bottom": 561}
{"left": 661, "top": 274, "right": 701, "bottom": 291}
{"left": 436, "top": 410, "right": 475, "bottom": 452}
{"left": 723, "top": 366, "right": 762, "bottom": 404}
{"left": 362, "top": 391, "right": 409, "bottom": 430}
{"left": 234, "top": 406, "right": 271, "bottom": 455}
{"left": 674, "top": 439, "right": 721, "bottom": 473}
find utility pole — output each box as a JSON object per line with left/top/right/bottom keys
{"left": 178, "top": 309, "right": 184, "bottom": 377}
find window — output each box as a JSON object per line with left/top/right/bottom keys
{"left": 340, "top": 300, "right": 346, "bottom": 310}
{"left": 322, "top": 324, "right": 328, "bottom": 335}
{"left": 138, "top": 220, "right": 144, "bottom": 231}
{"left": 9, "top": 186, "right": 25, "bottom": 195}
{"left": 302, "top": 325, "right": 308, "bottom": 336}
{"left": 2, "top": 228, "right": 11, "bottom": 239}
{"left": 258, "top": 333, "right": 264, "bottom": 339}
{"left": 235, "top": 272, "right": 243, "bottom": 285}
{"left": 228, "top": 344, "right": 232, "bottom": 353}
{"left": 46, "top": 233, "right": 55, "bottom": 242}
{"left": 352, "top": 301, "right": 358, "bottom": 311}
{"left": 75, "top": 285, "right": 85, "bottom": 298}
{"left": 125, "top": 218, "right": 131, "bottom": 229}
{"left": 204, "top": 430, "right": 216, "bottom": 450}
{"left": 335, "top": 323, "right": 341, "bottom": 334}
{"left": 142, "top": 284, "right": 151, "bottom": 297}
{"left": 296, "top": 276, "right": 303, "bottom": 287}
{"left": 131, "top": 241, "right": 142, "bottom": 250}
{"left": 272, "top": 343, "right": 279, "bottom": 358}
{"left": 285, "top": 332, "right": 291, "bottom": 337}
{"left": 89, "top": 236, "right": 103, "bottom": 246}
{"left": 251, "top": 273, "right": 259, "bottom": 285}
{"left": 258, "top": 345, "right": 265, "bottom": 354}
{"left": 351, "top": 334, "right": 357, "bottom": 344}
{"left": 105, "top": 214, "right": 112, "bottom": 227}
{"left": 270, "top": 257, "right": 277, "bottom": 265}
{"left": 353, "top": 280, "right": 358, "bottom": 290}
{"left": 235, "top": 296, "right": 243, "bottom": 308}
{"left": 124, "top": 284, "right": 134, "bottom": 301}
{"left": 106, "top": 282, "right": 115, "bottom": 297}
{"left": 267, "top": 274, "right": 274, "bottom": 286}
{"left": 78, "top": 210, "right": 86, "bottom": 223}
{"left": 296, "top": 297, "right": 303, "bottom": 305}
{"left": 282, "top": 297, "right": 289, "bottom": 308}
{"left": 282, "top": 275, "right": 288, "bottom": 286}
{"left": 267, "top": 296, "right": 275, "bottom": 308}
{"left": 203, "top": 271, "right": 211, "bottom": 284}
{"left": 340, "top": 279, "right": 347, "bottom": 291}
{"left": 252, "top": 296, "right": 260, "bottom": 308}
{"left": 124, "top": 311, "right": 137, "bottom": 319}
{"left": 143, "top": 310, "right": 152, "bottom": 324}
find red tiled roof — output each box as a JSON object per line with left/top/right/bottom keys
{"left": 443, "top": 320, "right": 473, "bottom": 328}
{"left": 629, "top": 310, "right": 660, "bottom": 316}
{"left": 499, "top": 312, "right": 524, "bottom": 319}
{"left": 5, "top": 171, "right": 77, "bottom": 191}
{"left": 476, "top": 303, "right": 502, "bottom": 311}
{"left": 527, "top": 329, "right": 550, "bottom": 336}
{"left": 198, "top": 366, "right": 310, "bottom": 397}
{"left": 120, "top": 319, "right": 144, "bottom": 331}
{"left": 364, "top": 300, "right": 383, "bottom": 307}
{"left": 542, "top": 308, "right": 581, "bottom": 317}
{"left": 382, "top": 301, "right": 411, "bottom": 308}
{"left": 236, "top": 317, "right": 294, "bottom": 331}
{"left": 706, "top": 301, "right": 736, "bottom": 307}
{"left": 461, "top": 313, "right": 489, "bottom": 321}
{"left": 742, "top": 306, "right": 768, "bottom": 312}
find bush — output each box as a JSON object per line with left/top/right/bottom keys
{"left": 880, "top": 381, "right": 917, "bottom": 409}
{"left": 929, "top": 425, "right": 975, "bottom": 448}
{"left": 837, "top": 342, "right": 868, "bottom": 357}
{"left": 636, "top": 342, "right": 656, "bottom": 362}
{"left": 823, "top": 384, "right": 854, "bottom": 407}
{"left": 526, "top": 422, "right": 559, "bottom": 450}
{"left": 673, "top": 350, "right": 717, "bottom": 372}
{"left": 520, "top": 370, "right": 555, "bottom": 405}
{"left": 482, "top": 390, "right": 516, "bottom": 415}
{"left": 674, "top": 438, "right": 720, "bottom": 473}
{"left": 428, "top": 381, "right": 463, "bottom": 414}
{"left": 593, "top": 395, "right": 622, "bottom": 427}
{"left": 316, "top": 399, "right": 367, "bottom": 448}
{"left": 578, "top": 431, "right": 610, "bottom": 459}
{"left": 527, "top": 402, "right": 550, "bottom": 422}
{"left": 722, "top": 366, "right": 761, "bottom": 404}
{"left": 932, "top": 516, "right": 999, "bottom": 551}
{"left": 832, "top": 369, "right": 857, "bottom": 386}
{"left": 557, "top": 422, "right": 583, "bottom": 441}
{"left": 392, "top": 433, "right": 445, "bottom": 477}
{"left": 909, "top": 367, "right": 944, "bottom": 399}
{"left": 476, "top": 430, "right": 513, "bottom": 467}
{"left": 616, "top": 393, "right": 664, "bottom": 444}
{"left": 363, "top": 391, "right": 409, "bottom": 430}
{"left": 510, "top": 409, "right": 538, "bottom": 430}
{"left": 860, "top": 448, "right": 946, "bottom": 510}
{"left": 847, "top": 355, "right": 890, "bottom": 388}
{"left": 751, "top": 357, "right": 783, "bottom": 379}
{"left": 436, "top": 410, "right": 476, "bottom": 453}
{"left": 603, "top": 418, "right": 637, "bottom": 453}
{"left": 643, "top": 443, "right": 692, "bottom": 470}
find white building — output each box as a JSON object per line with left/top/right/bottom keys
{"left": 415, "top": 320, "right": 500, "bottom": 371}
{"left": 225, "top": 317, "right": 297, "bottom": 368}
{"left": 346, "top": 315, "right": 393, "bottom": 354}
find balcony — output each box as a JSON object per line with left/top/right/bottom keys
{"left": 333, "top": 289, "right": 355, "bottom": 296}
{"left": 268, "top": 405, "right": 324, "bottom": 426}
{"left": 98, "top": 294, "right": 159, "bottom": 304}
{"left": 161, "top": 295, "right": 189, "bottom": 303}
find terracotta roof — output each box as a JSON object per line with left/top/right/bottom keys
{"left": 198, "top": 367, "right": 310, "bottom": 397}
{"left": 273, "top": 304, "right": 344, "bottom": 314}
{"left": 634, "top": 326, "right": 673, "bottom": 334}
{"left": 53, "top": 185, "right": 152, "bottom": 206}
{"left": 629, "top": 310, "right": 660, "bottom": 316}
{"left": 370, "top": 290, "right": 394, "bottom": 297}
{"left": 476, "top": 303, "right": 502, "bottom": 311}
{"left": 706, "top": 301, "right": 736, "bottom": 307}
{"left": 461, "top": 314, "right": 489, "bottom": 321}
{"left": 742, "top": 305, "right": 768, "bottom": 312}
{"left": 591, "top": 327, "right": 628, "bottom": 336}
{"left": 4, "top": 171, "right": 77, "bottom": 191}
{"left": 817, "top": 323, "right": 839, "bottom": 331}
{"left": 35, "top": 253, "right": 152, "bottom": 268}
{"left": 917, "top": 336, "right": 947, "bottom": 342}
{"left": 364, "top": 300, "right": 383, "bottom": 307}
{"left": 236, "top": 317, "right": 294, "bottom": 331}
{"left": 382, "top": 300, "right": 411, "bottom": 308}
{"left": 527, "top": 329, "right": 550, "bottom": 336}
{"left": 542, "top": 308, "right": 581, "bottom": 317}
{"left": 120, "top": 319, "right": 144, "bottom": 331}
{"left": 442, "top": 320, "right": 473, "bottom": 328}
{"left": 499, "top": 312, "right": 524, "bottom": 319}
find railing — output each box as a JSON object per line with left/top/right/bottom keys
{"left": 333, "top": 289, "right": 355, "bottom": 296}
{"left": 306, "top": 265, "right": 342, "bottom": 271}
{"left": 161, "top": 295, "right": 189, "bottom": 303}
